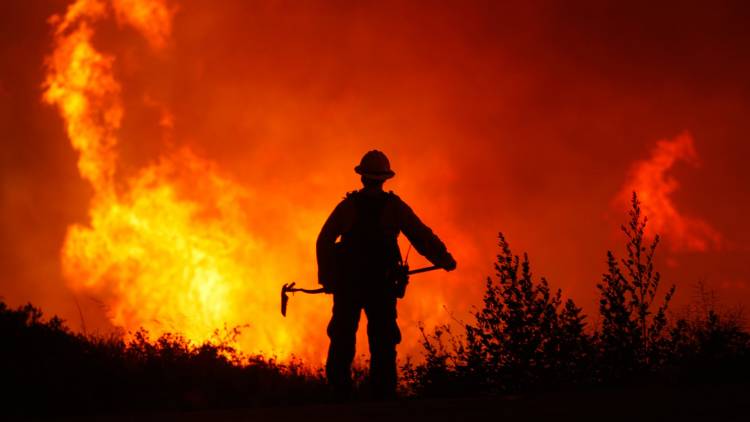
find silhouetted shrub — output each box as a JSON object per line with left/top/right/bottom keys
{"left": 401, "top": 323, "right": 470, "bottom": 397}
{"left": 595, "top": 193, "right": 675, "bottom": 379}
{"left": 666, "top": 283, "right": 750, "bottom": 382}
{"left": 0, "top": 301, "right": 327, "bottom": 416}
{"left": 462, "top": 233, "right": 592, "bottom": 391}
{"left": 403, "top": 233, "right": 593, "bottom": 395}
{"left": 405, "top": 192, "right": 749, "bottom": 397}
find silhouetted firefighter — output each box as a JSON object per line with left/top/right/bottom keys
{"left": 317, "top": 150, "right": 457, "bottom": 399}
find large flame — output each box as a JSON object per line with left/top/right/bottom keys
{"left": 43, "top": 0, "right": 318, "bottom": 358}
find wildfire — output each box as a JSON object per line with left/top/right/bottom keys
{"left": 42, "top": 0, "right": 323, "bottom": 359}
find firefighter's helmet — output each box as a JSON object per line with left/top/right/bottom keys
{"left": 354, "top": 150, "right": 395, "bottom": 180}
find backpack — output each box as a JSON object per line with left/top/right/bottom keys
{"left": 335, "top": 191, "right": 402, "bottom": 292}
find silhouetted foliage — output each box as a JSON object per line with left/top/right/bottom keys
{"left": 462, "top": 233, "right": 591, "bottom": 391}
{"left": 596, "top": 193, "right": 675, "bottom": 378}
{"left": 0, "top": 301, "right": 327, "bottom": 416}
{"left": 404, "top": 234, "right": 592, "bottom": 395}
{"left": 666, "top": 282, "right": 750, "bottom": 382}
{"left": 404, "top": 192, "right": 749, "bottom": 397}
{"left": 401, "top": 323, "right": 467, "bottom": 397}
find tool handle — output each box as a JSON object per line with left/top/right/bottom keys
{"left": 283, "top": 265, "right": 439, "bottom": 297}
{"left": 407, "top": 265, "right": 441, "bottom": 275}
{"left": 288, "top": 287, "right": 326, "bottom": 294}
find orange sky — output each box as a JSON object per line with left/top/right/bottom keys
{"left": 2, "top": 0, "right": 750, "bottom": 362}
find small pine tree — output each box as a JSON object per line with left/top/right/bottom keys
{"left": 597, "top": 192, "right": 675, "bottom": 375}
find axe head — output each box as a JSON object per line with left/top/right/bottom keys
{"left": 281, "top": 282, "right": 296, "bottom": 317}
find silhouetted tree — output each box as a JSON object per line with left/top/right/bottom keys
{"left": 463, "top": 233, "right": 590, "bottom": 390}
{"left": 596, "top": 192, "right": 675, "bottom": 376}
{"left": 405, "top": 233, "right": 591, "bottom": 395}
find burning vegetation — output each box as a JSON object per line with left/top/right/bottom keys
{"left": 42, "top": 0, "right": 317, "bottom": 358}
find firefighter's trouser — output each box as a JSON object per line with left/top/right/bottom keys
{"left": 326, "top": 289, "right": 401, "bottom": 398}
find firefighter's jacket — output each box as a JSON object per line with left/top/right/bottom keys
{"left": 316, "top": 189, "right": 451, "bottom": 291}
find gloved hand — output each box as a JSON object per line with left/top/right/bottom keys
{"left": 320, "top": 280, "right": 336, "bottom": 294}
{"left": 442, "top": 253, "right": 457, "bottom": 271}
{"left": 318, "top": 266, "right": 339, "bottom": 294}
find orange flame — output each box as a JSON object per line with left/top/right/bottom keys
{"left": 43, "top": 0, "right": 325, "bottom": 359}
{"left": 618, "top": 132, "right": 722, "bottom": 252}
{"left": 43, "top": 1, "right": 119, "bottom": 190}
{"left": 112, "top": 0, "right": 174, "bottom": 49}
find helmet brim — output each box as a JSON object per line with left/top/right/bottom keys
{"left": 355, "top": 166, "right": 395, "bottom": 180}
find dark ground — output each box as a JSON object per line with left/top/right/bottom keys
{"left": 44, "top": 383, "right": 749, "bottom": 422}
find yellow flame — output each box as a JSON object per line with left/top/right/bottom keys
{"left": 43, "top": 13, "right": 120, "bottom": 189}
{"left": 43, "top": 0, "right": 313, "bottom": 359}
